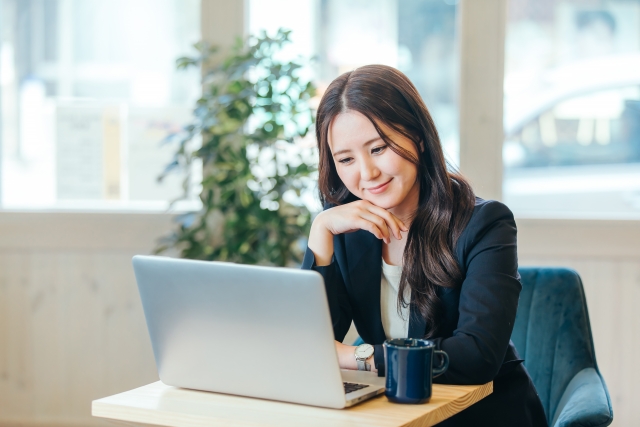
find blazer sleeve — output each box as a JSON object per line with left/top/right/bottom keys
{"left": 433, "top": 201, "right": 522, "bottom": 385}
{"left": 301, "top": 239, "right": 353, "bottom": 342}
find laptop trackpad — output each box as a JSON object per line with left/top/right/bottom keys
{"left": 340, "top": 369, "right": 385, "bottom": 388}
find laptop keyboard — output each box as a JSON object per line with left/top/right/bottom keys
{"left": 343, "top": 382, "right": 370, "bottom": 394}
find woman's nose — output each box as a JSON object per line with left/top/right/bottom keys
{"left": 360, "top": 159, "right": 380, "bottom": 181}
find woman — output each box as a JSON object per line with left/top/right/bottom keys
{"left": 301, "top": 65, "right": 548, "bottom": 426}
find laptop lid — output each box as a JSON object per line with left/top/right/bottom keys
{"left": 133, "top": 255, "right": 348, "bottom": 408}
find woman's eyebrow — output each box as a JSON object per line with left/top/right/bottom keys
{"left": 332, "top": 136, "right": 382, "bottom": 157}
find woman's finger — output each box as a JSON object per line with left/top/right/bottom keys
{"left": 356, "top": 200, "right": 404, "bottom": 240}
{"left": 366, "top": 204, "right": 406, "bottom": 240}
{"left": 357, "top": 218, "right": 387, "bottom": 243}
{"left": 358, "top": 212, "right": 391, "bottom": 243}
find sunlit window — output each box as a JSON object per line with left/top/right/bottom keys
{"left": 249, "top": 0, "right": 460, "bottom": 171}
{"left": 0, "top": 0, "right": 201, "bottom": 210}
{"left": 504, "top": 0, "right": 640, "bottom": 216}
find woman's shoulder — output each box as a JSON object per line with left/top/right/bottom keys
{"left": 469, "top": 197, "right": 515, "bottom": 225}
{"left": 456, "top": 197, "right": 517, "bottom": 259}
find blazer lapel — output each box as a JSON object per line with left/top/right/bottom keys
{"left": 344, "top": 231, "right": 387, "bottom": 344}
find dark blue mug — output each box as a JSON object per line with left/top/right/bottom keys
{"left": 383, "top": 338, "right": 449, "bottom": 404}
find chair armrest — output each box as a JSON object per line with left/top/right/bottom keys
{"left": 551, "top": 368, "right": 613, "bottom": 427}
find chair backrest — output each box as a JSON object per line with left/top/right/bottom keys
{"left": 512, "top": 267, "right": 599, "bottom": 424}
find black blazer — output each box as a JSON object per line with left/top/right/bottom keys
{"left": 302, "top": 198, "right": 548, "bottom": 427}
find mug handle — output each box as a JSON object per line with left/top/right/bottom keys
{"left": 432, "top": 350, "right": 449, "bottom": 378}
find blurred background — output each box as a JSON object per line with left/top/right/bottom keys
{"left": 0, "top": 0, "right": 638, "bottom": 426}
{"left": 2, "top": 0, "right": 640, "bottom": 215}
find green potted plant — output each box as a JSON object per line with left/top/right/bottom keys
{"left": 157, "top": 29, "right": 317, "bottom": 266}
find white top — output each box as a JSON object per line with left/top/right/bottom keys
{"left": 380, "top": 258, "right": 410, "bottom": 339}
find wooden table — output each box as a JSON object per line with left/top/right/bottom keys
{"left": 92, "top": 381, "right": 492, "bottom": 427}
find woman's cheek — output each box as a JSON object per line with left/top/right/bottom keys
{"left": 343, "top": 175, "right": 359, "bottom": 196}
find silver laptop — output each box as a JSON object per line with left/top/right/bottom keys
{"left": 132, "top": 255, "right": 385, "bottom": 408}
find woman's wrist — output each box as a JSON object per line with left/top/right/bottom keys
{"left": 308, "top": 213, "right": 334, "bottom": 266}
{"left": 335, "top": 341, "right": 377, "bottom": 373}
{"left": 336, "top": 342, "right": 357, "bottom": 370}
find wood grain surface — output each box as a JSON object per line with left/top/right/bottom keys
{"left": 91, "top": 381, "right": 493, "bottom": 427}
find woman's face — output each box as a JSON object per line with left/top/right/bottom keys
{"left": 328, "top": 110, "right": 420, "bottom": 213}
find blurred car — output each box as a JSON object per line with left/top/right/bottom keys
{"left": 503, "top": 53, "right": 640, "bottom": 169}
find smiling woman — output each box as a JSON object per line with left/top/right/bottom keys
{"left": 302, "top": 65, "right": 548, "bottom": 427}
{"left": 310, "top": 65, "right": 476, "bottom": 338}
{"left": 329, "top": 112, "right": 420, "bottom": 215}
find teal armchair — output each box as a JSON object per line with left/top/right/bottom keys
{"left": 352, "top": 267, "right": 614, "bottom": 426}
{"left": 513, "top": 268, "right": 613, "bottom": 427}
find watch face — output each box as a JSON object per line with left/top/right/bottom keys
{"left": 355, "top": 343, "right": 374, "bottom": 359}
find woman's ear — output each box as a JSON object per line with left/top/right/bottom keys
{"left": 419, "top": 140, "right": 425, "bottom": 153}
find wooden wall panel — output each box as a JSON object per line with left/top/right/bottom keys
{"left": 0, "top": 250, "right": 160, "bottom": 426}
{"left": 0, "top": 213, "right": 166, "bottom": 427}
{"left": 0, "top": 213, "right": 638, "bottom": 427}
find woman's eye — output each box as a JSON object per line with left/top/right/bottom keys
{"left": 371, "top": 145, "right": 387, "bottom": 154}
{"left": 338, "top": 157, "right": 353, "bottom": 164}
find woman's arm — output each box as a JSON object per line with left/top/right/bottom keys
{"left": 334, "top": 341, "right": 377, "bottom": 373}
{"left": 434, "top": 201, "right": 522, "bottom": 385}
{"left": 301, "top": 242, "right": 353, "bottom": 341}
{"left": 307, "top": 200, "right": 407, "bottom": 266}
{"left": 304, "top": 200, "right": 406, "bottom": 369}
{"left": 307, "top": 214, "right": 336, "bottom": 266}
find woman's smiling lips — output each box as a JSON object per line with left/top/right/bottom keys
{"left": 366, "top": 178, "right": 393, "bottom": 194}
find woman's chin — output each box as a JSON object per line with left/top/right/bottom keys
{"left": 363, "top": 195, "right": 400, "bottom": 210}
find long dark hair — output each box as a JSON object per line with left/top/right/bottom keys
{"left": 315, "top": 65, "right": 475, "bottom": 338}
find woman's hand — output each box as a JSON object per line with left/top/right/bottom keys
{"left": 335, "top": 341, "right": 376, "bottom": 373}
{"left": 308, "top": 200, "right": 408, "bottom": 266}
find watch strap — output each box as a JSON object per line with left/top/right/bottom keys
{"left": 356, "top": 359, "right": 371, "bottom": 371}
{"left": 355, "top": 344, "right": 374, "bottom": 371}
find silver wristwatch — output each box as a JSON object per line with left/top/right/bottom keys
{"left": 354, "top": 343, "right": 374, "bottom": 371}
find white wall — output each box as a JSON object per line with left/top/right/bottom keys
{"left": 0, "top": 214, "right": 638, "bottom": 426}
{"left": 0, "top": 213, "right": 172, "bottom": 427}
